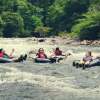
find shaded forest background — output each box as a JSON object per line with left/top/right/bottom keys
{"left": 0, "top": 0, "right": 100, "bottom": 40}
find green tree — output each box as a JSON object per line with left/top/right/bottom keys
{"left": 31, "top": 16, "right": 43, "bottom": 28}
{"left": 0, "top": 0, "right": 100, "bottom": 38}
{"left": 15, "top": 0, "right": 43, "bottom": 33}
{"left": 48, "top": 0, "right": 90, "bottom": 34}
{"left": 1, "top": 12, "right": 24, "bottom": 37}
{"left": 71, "top": 11, "right": 100, "bottom": 40}
{"left": 28, "top": 0, "right": 55, "bottom": 25}
{"left": 0, "top": 16, "right": 4, "bottom": 36}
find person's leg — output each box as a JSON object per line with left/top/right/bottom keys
{"left": 82, "top": 62, "right": 91, "bottom": 69}
{"left": 49, "top": 58, "right": 56, "bottom": 63}
{"left": 78, "top": 60, "right": 85, "bottom": 68}
{"left": 23, "top": 54, "right": 27, "bottom": 60}
{"left": 82, "top": 64, "right": 86, "bottom": 70}
{"left": 14, "top": 55, "right": 24, "bottom": 62}
{"left": 57, "top": 57, "right": 63, "bottom": 63}
{"left": 73, "top": 60, "right": 80, "bottom": 67}
{"left": 73, "top": 61, "right": 76, "bottom": 66}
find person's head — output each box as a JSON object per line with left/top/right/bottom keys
{"left": 38, "top": 48, "right": 44, "bottom": 53}
{"left": 0, "top": 48, "right": 3, "bottom": 52}
{"left": 86, "top": 51, "right": 92, "bottom": 56}
{"left": 56, "top": 47, "right": 60, "bottom": 51}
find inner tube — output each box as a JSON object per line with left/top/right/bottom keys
{"left": 52, "top": 56, "right": 65, "bottom": 62}
{"left": 34, "top": 58, "right": 57, "bottom": 63}
{"left": 52, "top": 55, "right": 65, "bottom": 58}
{"left": 34, "top": 58, "right": 51, "bottom": 63}
{"left": 0, "top": 57, "right": 13, "bottom": 63}
{"left": 34, "top": 56, "right": 65, "bottom": 63}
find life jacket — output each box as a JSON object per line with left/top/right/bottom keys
{"left": 83, "top": 56, "right": 93, "bottom": 62}
{"left": 0, "top": 51, "right": 11, "bottom": 59}
{"left": 0, "top": 52, "right": 4, "bottom": 57}
{"left": 55, "top": 50, "right": 62, "bottom": 56}
{"left": 37, "top": 53, "right": 47, "bottom": 59}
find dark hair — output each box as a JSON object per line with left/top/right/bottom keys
{"left": 38, "top": 48, "right": 44, "bottom": 52}
{"left": 0, "top": 48, "right": 3, "bottom": 52}
{"left": 56, "top": 47, "right": 59, "bottom": 50}
{"left": 88, "top": 51, "right": 92, "bottom": 56}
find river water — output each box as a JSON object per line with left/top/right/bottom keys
{"left": 0, "top": 44, "right": 100, "bottom": 100}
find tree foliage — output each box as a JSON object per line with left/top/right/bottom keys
{"left": 71, "top": 0, "right": 100, "bottom": 40}
{"left": 0, "top": 0, "right": 100, "bottom": 39}
{"left": 1, "top": 12, "right": 24, "bottom": 37}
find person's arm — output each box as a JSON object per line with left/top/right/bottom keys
{"left": 62, "top": 51, "right": 67, "bottom": 56}
{"left": 50, "top": 50, "right": 56, "bottom": 57}
{"left": 44, "top": 54, "right": 48, "bottom": 58}
{"left": 3, "top": 53, "right": 10, "bottom": 58}
{"left": 9, "top": 49, "right": 15, "bottom": 58}
{"left": 63, "top": 50, "right": 72, "bottom": 56}
{"left": 36, "top": 53, "right": 39, "bottom": 58}
{"left": 83, "top": 57, "right": 86, "bottom": 62}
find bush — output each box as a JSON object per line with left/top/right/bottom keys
{"left": 34, "top": 26, "right": 51, "bottom": 37}
{"left": 58, "top": 32, "right": 68, "bottom": 37}
{"left": 18, "top": 30, "right": 32, "bottom": 37}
